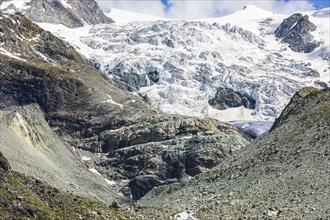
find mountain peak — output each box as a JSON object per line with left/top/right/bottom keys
{"left": 0, "top": 0, "right": 113, "bottom": 28}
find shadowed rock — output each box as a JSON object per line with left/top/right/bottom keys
{"left": 275, "top": 13, "right": 321, "bottom": 53}
{"left": 209, "top": 88, "right": 256, "bottom": 110}
{"left": 0, "top": 152, "right": 10, "bottom": 173}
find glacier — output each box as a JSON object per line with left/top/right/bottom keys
{"left": 36, "top": 6, "right": 329, "bottom": 123}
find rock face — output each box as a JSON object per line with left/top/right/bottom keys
{"left": 129, "top": 175, "right": 162, "bottom": 200}
{"left": 275, "top": 13, "right": 320, "bottom": 53}
{"left": 0, "top": 152, "right": 10, "bottom": 173}
{"left": 141, "top": 88, "right": 330, "bottom": 219}
{"left": 98, "top": 123, "right": 247, "bottom": 199}
{"left": 0, "top": 0, "right": 113, "bottom": 28}
{"left": 0, "top": 14, "right": 248, "bottom": 202}
{"left": 209, "top": 88, "right": 256, "bottom": 110}
{"left": 0, "top": 104, "right": 124, "bottom": 205}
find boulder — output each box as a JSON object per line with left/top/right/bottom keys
{"left": 209, "top": 88, "right": 255, "bottom": 110}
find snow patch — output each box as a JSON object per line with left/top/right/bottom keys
{"left": 0, "top": 48, "right": 27, "bottom": 61}
{"left": 104, "top": 178, "right": 116, "bottom": 185}
{"left": 174, "top": 211, "right": 198, "bottom": 220}
{"left": 0, "top": 0, "right": 31, "bottom": 12}
{"left": 35, "top": 51, "right": 48, "bottom": 61}
{"left": 89, "top": 168, "right": 101, "bottom": 176}
{"left": 103, "top": 94, "right": 124, "bottom": 109}
{"left": 106, "top": 8, "right": 170, "bottom": 25}
{"left": 59, "top": 0, "right": 72, "bottom": 9}
{"left": 81, "top": 156, "right": 91, "bottom": 161}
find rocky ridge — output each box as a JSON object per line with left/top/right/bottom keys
{"left": 140, "top": 87, "right": 330, "bottom": 219}
{"left": 0, "top": 0, "right": 113, "bottom": 28}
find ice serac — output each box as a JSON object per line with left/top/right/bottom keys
{"left": 0, "top": 0, "right": 113, "bottom": 28}
{"left": 275, "top": 13, "right": 321, "bottom": 53}
{"left": 78, "top": 20, "right": 321, "bottom": 121}
{"left": 37, "top": 6, "right": 329, "bottom": 122}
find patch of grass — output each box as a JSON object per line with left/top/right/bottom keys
{"left": 0, "top": 171, "right": 139, "bottom": 219}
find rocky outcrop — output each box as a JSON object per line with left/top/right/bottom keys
{"left": 0, "top": 152, "right": 10, "bottom": 173}
{"left": 209, "top": 88, "right": 256, "bottom": 110}
{"left": 275, "top": 13, "right": 321, "bottom": 53}
{"left": 129, "top": 175, "right": 163, "bottom": 200}
{"left": 98, "top": 126, "right": 247, "bottom": 199}
{"left": 0, "top": 0, "right": 113, "bottom": 28}
{"left": 270, "top": 86, "right": 321, "bottom": 131}
{"left": 140, "top": 87, "right": 330, "bottom": 219}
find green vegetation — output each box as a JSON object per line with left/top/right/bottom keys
{"left": 0, "top": 171, "right": 139, "bottom": 219}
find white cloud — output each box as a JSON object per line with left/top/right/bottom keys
{"left": 96, "top": 0, "right": 314, "bottom": 19}
{"left": 96, "top": 0, "right": 166, "bottom": 17}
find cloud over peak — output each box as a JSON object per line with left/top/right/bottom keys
{"left": 96, "top": 0, "right": 315, "bottom": 19}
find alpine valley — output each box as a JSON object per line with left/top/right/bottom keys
{"left": 0, "top": 0, "right": 329, "bottom": 219}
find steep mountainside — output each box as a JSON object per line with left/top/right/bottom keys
{"left": 0, "top": 0, "right": 113, "bottom": 27}
{"left": 0, "top": 13, "right": 248, "bottom": 201}
{"left": 0, "top": 105, "right": 118, "bottom": 205}
{"left": 38, "top": 6, "right": 330, "bottom": 123}
{"left": 140, "top": 87, "right": 330, "bottom": 219}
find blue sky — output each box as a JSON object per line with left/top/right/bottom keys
{"left": 160, "top": 0, "right": 330, "bottom": 7}
{"left": 97, "top": 0, "right": 330, "bottom": 19}
{"left": 159, "top": 0, "right": 330, "bottom": 9}
{"left": 311, "top": 0, "right": 330, "bottom": 7}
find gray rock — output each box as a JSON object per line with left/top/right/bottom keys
{"left": 140, "top": 87, "right": 330, "bottom": 219}
{"left": 1, "top": 0, "right": 113, "bottom": 28}
{"left": 275, "top": 13, "right": 321, "bottom": 53}
{"left": 209, "top": 88, "right": 256, "bottom": 110}
{"left": 129, "top": 175, "right": 162, "bottom": 200}
{"left": 7, "top": 200, "right": 43, "bottom": 219}
{"left": 0, "top": 152, "right": 11, "bottom": 173}
{"left": 147, "top": 71, "right": 160, "bottom": 83}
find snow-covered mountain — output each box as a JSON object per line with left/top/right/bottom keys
{"left": 0, "top": 0, "right": 113, "bottom": 27}
{"left": 20, "top": 5, "right": 330, "bottom": 121}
